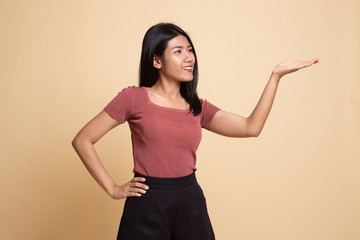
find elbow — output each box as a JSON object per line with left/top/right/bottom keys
{"left": 248, "top": 132, "right": 260, "bottom": 138}
{"left": 72, "top": 133, "right": 94, "bottom": 151}
{"left": 247, "top": 128, "right": 262, "bottom": 138}
{"left": 71, "top": 135, "right": 80, "bottom": 150}
{"left": 72, "top": 133, "right": 85, "bottom": 150}
{"left": 244, "top": 119, "right": 262, "bottom": 138}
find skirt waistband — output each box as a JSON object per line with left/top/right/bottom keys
{"left": 134, "top": 171, "right": 197, "bottom": 190}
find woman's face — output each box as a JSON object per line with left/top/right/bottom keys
{"left": 154, "top": 35, "right": 195, "bottom": 83}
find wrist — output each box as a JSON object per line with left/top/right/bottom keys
{"left": 270, "top": 72, "right": 281, "bottom": 83}
{"left": 105, "top": 181, "right": 117, "bottom": 197}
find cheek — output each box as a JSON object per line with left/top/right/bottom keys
{"left": 165, "top": 59, "right": 181, "bottom": 72}
{"left": 161, "top": 63, "right": 178, "bottom": 77}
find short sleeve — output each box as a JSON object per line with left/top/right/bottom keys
{"left": 200, "top": 99, "right": 221, "bottom": 129}
{"left": 104, "top": 87, "right": 133, "bottom": 124}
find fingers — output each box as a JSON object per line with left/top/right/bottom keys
{"left": 127, "top": 186, "right": 146, "bottom": 197}
{"left": 295, "top": 58, "right": 319, "bottom": 69}
{"left": 130, "top": 177, "right": 149, "bottom": 191}
{"left": 311, "top": 57, "right": 320, "bottom": 63}
{"left": 305, "top": 58, "right": 319, "bottom": 65}
{"left": 272, "top": 58, "right": 319, "bottom": 78}
{"left": 131, "top": 181, "right": 149, "bottom": 191}
{"left": 110, "top": 177, "right": 150, "bottom": 199}
{"left": 127, "top": 177, "right": 149, "bottom": 197}
{"left": 131, "top": 177, "right": 146, "bottom": 183}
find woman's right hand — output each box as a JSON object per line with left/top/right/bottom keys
{"left": 109, "top": 177, "right": 149, "bottom": 199}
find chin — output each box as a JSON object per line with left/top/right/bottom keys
{"left": 181, "top": 76, "right": 194, "bottom": 82}
{"left": 181, "top": 79, "right": 193, "bottom": 83}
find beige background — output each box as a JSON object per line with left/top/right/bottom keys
{"left": 1, "top": 0, "right": 359, "bottom": 239}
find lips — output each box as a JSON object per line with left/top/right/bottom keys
{"left": 183, "top": 66, "right": 193, "bottom": 72}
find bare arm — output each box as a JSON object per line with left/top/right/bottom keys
{"left": 72, "top": 111, "right": 148, "bottom": 199}
{"left": 208, "top": 58, "right": 319, "bottom": 137}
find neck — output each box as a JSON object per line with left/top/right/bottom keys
{"left": 151, "top": 78, "right": 182, "bottom": 99}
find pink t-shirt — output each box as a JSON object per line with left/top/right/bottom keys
{"left": 104, "top": 86, "right": 220, "bottom": 177}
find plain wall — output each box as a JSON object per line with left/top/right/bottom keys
{"left": 1, "top": 0, "right": 359, "bottom": 239}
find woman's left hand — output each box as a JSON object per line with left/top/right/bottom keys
{"left": 272, "top": 58, "right": 319, "bottom": 80}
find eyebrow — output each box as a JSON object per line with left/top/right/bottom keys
{"left": 172, "top": 45, "right": 192, "bottom": 50}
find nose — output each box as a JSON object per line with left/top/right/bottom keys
{"left": 184, "top": 51, "right": 194, "bottom": 63}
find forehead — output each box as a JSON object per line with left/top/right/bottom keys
{"left": 167, "top": 35, "right": 191, "bottom": 48}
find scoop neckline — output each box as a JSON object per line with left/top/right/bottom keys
{"left": 142, "top": 86, "right": 191, "bottom": 112}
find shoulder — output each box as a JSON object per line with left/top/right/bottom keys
{"left": 199, "top": 98, "right": 208, "bottom": 105}
{"left": 199, "top": 98, "right": 221, "bottom": 115}
{"left": 200, "top": 98, "right": 219, "bottom": 109}
{"left": 119, "top": 86, "right": 143, "bottom": 93}
{"left": 114, "top": 86, "right": 145, "bottom": 98}
{"left": 198, "top": 98, "right": 221, "bottom": 128}
{"left": 106, "top": 86, "right": 144, "bottom": 104}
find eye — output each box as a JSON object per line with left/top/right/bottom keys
{"left": 175, "top": 50, "right": 181, "bottom": 54}
{"left": 188, "top": 48, "right": 193, "bottom": 53}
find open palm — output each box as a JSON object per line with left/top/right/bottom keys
{"left": 272, "top": 58, "right": 319, "bottom": 79}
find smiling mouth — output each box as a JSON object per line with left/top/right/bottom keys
{"left": 183, "top": 66, "right": 193, "bottom": 71}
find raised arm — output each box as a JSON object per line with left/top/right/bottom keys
{"left": 207, "top": 58, "right": 319, "bottom": 138}
{"left": 72, "top": 111, "right": 148, "bottom": 199}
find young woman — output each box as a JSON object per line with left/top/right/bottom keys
{"left": 72, "top": 23, "right": 319, "bottom": 240}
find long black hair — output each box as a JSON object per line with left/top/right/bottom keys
{"left": 139, "top": 23, "right": 201, "bottom": 116}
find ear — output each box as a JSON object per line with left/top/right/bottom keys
{"left": 153, "top": 54, "right": 162, "bottom": 69}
